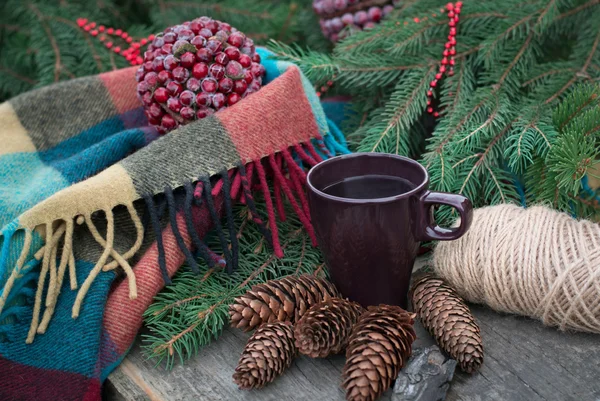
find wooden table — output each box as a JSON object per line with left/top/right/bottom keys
{"left": 106, "top": 305, "right": 600, "bottom": 401}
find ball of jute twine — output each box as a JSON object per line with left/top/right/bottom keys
{"left": 433, "top": 204, "right": 600, "bottom": 334}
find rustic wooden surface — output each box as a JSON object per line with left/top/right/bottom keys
{"left": 106, "top": 305, "right": 600, "bottom": 401}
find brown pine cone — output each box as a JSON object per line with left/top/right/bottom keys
{"left": 229, "top": 274, "right": 340, "bottom": 331}
{"left": 294, "top": 297, "right": 365, "bottom": 358}
{"left": 410, "top": 273, "right": 484, "bottom": 373}
{"left": 342, "top": 305, "right": 416, "bottom": 401}
{"left": 233, "top": 321, "right": 296, "bottom": 389}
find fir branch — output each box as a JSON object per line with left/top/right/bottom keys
{"left": 0, "top": 66, "right": 37, "bottom": 85}
{"left": 545, "top": 29, "right": 600, "bottom": 104}
{"left": 29, "top": 4, "right": 61, "bottom": 82}
{"left": 143, "top": 203, "right": 324, "bottom": 368}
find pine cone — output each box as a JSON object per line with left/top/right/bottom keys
{"left": 410, "top": 273, "right": 484, "bottom": 373}
{"left": 294, "top": 297, "right": 365, "bottom": 358}
{"left": 230, "top": 274, "right": 340, "bottom": 331}
{"left": 342, "top": 305, "right": 416, "bottom": 401}
{"left": 233, "top": 321, "right": 296, "bottom": 389}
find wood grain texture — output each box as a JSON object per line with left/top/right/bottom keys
{"left": 107, "top": 305, "right": 600, "bottom": 401}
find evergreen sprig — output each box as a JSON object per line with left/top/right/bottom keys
{"left": 271, "top": 0, "right": 600, "bottom": 223}
{"left": 143, "top": 202, "right": 325, "bottom": 368}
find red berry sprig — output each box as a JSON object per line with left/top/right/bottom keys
{"left": 76, "top": 18, "right": 155, "bottom": 66}
{"left": 316, "top": 77, "right": 336, "bottom": 98}
{"left": 426, "top": 2, "right": 462, "bottom": 118}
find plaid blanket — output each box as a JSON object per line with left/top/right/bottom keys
{"left": 0, "top": 49, "right": 349, "bottom": 400}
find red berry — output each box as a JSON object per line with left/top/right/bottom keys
{"left": 140, "top": 38, "right": 148, "bottom": 45}
{"left": 115, "top": 29, "right": 122, "bottom": 35}
{"left": 192, "top": 62, "right": 209, "bottom": 78}
{"left": 445, "top": 42, "right": 451, "bottom": 49}
{"left": 91, "top": 29, "right": 98, "bottom": 36}
{"left": 191, "top": 35, "right": 206, "bottom": 48}
{"left": 218, "top": 77, "right": 233, "bottom": 93}
{"left": 143, "top": 61, "right": 153, "bottom": 72}
{"left": 152, "top": 56, "right": 165, "bottom": 72}
{"left": 164, "top": 55, "right": 178, "bottom": 70}
{"left": 135, "top": 68, "right": 145, "bottom": 82}
{"left": 224, "top": 47, "right": 240, "bottom": 61}
{"left": 180, "top": 107, "right": 195, "bottom": 120}
{"left": 434, "top": 111, "right": 440, "bottom": 118}
{"left": 252, "top": 53, "right": 261, "bottom": 63}
{"left": 196, "top": 92, "right": 211, "bottom": 106}
{"left": 244, "top": 70, "right": 254, "bottom": 84}
{"left": 106, "top": 41, "right": 113, "bottom": 49}
{"left": 238, "top": 54, "right": 251, "bottom": 68}
{"left": 136, "top": 56, "right": 143, "bottom": 64}
{"left": 202, "top": 78, "right": 218, "bottom": 93}
{"left": 212, "top": 93, "right": 226, "bottom": 109}
{"left": 450, "top": 27, "right": 457, "bottom": 36}
{"left": 145, "top": 71, "right": 158, "bottom": 86}
{"left": 210, "top": 64, "right": 225, "bottom": 80}
{"left": 227, "top": 32, "right": 245, "bottom": 47}
{"left": 172, "top": 66, "right": 189, "bottom": 82}
{"left": 180, "top": 52, "right": 195, "bottom": 68}
{"left": 251, "top": 63, "right": 265, "bottom": 79}
{"left": 107, "top": 27, "right": 114, "bottom": 34}
{"left": 154, "top": 87, "right": 169, "bottom": 103}
{"left": 442, "top": 57, "right": 449, "bottom": 65}
{"left": 161, "top": 114, "right": 177, "bottom": 129}
{"left": 368, "top": 6, "right": 383, "bottom": 23}
{"left": 179, "top": 90, "right": 195, "bottom": 106}
{"left": 141, "top": 91, "right": 153, "bottom": 106}
{"left": 450, "top": 48, "right": 456, "bottom": 55}
{"left": 121, "top": 32, "right": 128, "bottom": 39}
{"left": 228, "top": 92, "right": 241, "bottom": 106}
{"left": 430, "top": 80, "right": 437, "bottom": 87}
{"left": 449, "top": 19, "right": 456, "bottom": 27}
{"left": 440, "top": 65, "right": 446, "bottom": 73}
{"left": 206, "top": 39, "right": 222, "bottom": 54}
{"left": 449, "top": 37, "right": 456, "bottom": 46}
{"left": 167, "top": 97, "right": 182, "bottom": 112}
{"left": 436, "top": 73, "right": 442, "bottom": 79}
{"left": 427, "top": 90, "right": 433, "bottom": 97}
{"left": 448, "top": 11, "right": 455, "bottom": 18}
{"left": 226, "top": 60, "right": 244, "bottom": 79}
{"left": 113, "top": 46, "right": 121, "bottom": 54}
{"left": 196, "top": 48, "right": 212, "bottom": 62}
{"left": 148, "top": 34, "right": 155, "bottom": 41}
{"left": 148, "top": 102, "right": 164, "bottom": 119}
{"left": 166, "top": 81, "right": 183, "bottom": 95}
{"left": 450, "top": 58, "right": 455, "bottom": 65}
{"left": 233, "top": 80, "right": 248, "bottom": 95}
{"left": 443, "top": 49, "right": 449, "bottom": 57}
{"left": 446, "top": 2, "right": 454, "bottom": 10}
{"left": 163, "top": 32, "right": 177, "bottom": 44}
{"left": 427, "top": 107, "right": 434, "bottom": 113}
{"left": 199, "top": 28, "right": 213, "bottom": 39}
{"left": 157, "top": 70, "right": 172, "bottom": 83}
{"left": 196, "top": 107, "right": 214, "bottom": 119}
{"left": 186, "top": 78, "right": 201, "bottom": 92}
{"left": 190, "top": 20, "right": 203, "bottom": 33}
{"left": 215, "top": 52, "right": 229, "bottom": 65}
{"left": 77, "top": 18, "right": 87, "bottom": 27}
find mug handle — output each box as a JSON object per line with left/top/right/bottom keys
{"left": 414, "top": 191, "right": 473, "bottom": 241}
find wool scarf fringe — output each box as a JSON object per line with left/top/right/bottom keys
{"left": 0, "top": 137, "right": 343, "bottom": 343}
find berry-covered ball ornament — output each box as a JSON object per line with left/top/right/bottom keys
{"left": 313, "top": 0, "right": 402, "bottom": 42}
{"left": 136, "top": 17, "right": 265, "bottom": 134}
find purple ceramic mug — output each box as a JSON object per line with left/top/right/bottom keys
{"left": 306, "top": 153, "right": 472, "bottom": 308}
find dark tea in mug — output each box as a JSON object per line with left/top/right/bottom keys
{"left": 322, "top": 175, "right": 417, "bottom": 199}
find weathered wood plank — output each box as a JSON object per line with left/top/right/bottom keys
{"left": 107, "top": 305, "right": 600, "bottom": 401}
